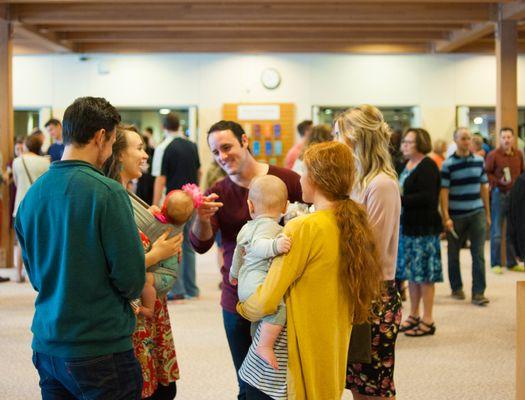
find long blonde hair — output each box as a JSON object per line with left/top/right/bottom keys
{"left": 336, "top": 105, "right": 397, "bottom": 191}
{"left": 303, "top": 142, "right": 383, "bottom": 324}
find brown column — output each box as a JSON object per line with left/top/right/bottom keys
{"left": 496, "top": 19, "right": 518, "bottom": 136}
{"left": 0, "top": 12, "right": 14, "bottom": 268}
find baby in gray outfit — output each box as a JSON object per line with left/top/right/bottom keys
{"left": 230, "top": 175, "right": 291, "bottom": 370}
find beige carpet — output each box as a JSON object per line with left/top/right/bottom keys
{"left": 0, "top": 243, "right": 517, "bottom": 399}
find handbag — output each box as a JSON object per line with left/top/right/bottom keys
{"left": 21, "top": 156, "right": 34, "bottom": 185}
{"left": 347, "top": 321, "right": 372, "bottom": 364}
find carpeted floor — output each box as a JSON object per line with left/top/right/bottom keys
{"left": 0, "top": 243, "right": 517, "bottom": 399}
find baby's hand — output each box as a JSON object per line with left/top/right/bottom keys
{"left": 276, "top": 236, "right": 291, "bottom": 254}
{"left": 230, "top": 277, "right": 238, "bottom": 286}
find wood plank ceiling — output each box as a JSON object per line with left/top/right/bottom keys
{"left": 1, "top": 0, "right": 525, "bottom": 55}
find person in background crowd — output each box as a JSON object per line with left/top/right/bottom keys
{"left": 151, "top": 116, "right": 180, "bottom": 203}
{"left": 509, "top": 171, "right": 525, "bottom": 262}
{"left": 0, "top": 151, "right": 10, "bottom": 283}
{"left": 336, "top": 105, "right": 402, "bottom": 400}
{"left": 104, "top": 124, "right": 182, "bottom": 400}
{"left": 470, "top": 135, "right": 487, "bottom": 158}
{"left": 144, "top": 126, "right": 157, "bottom": 148}
{"left": 12, "top": 134, "right": 50, "bottom": 283}
{"left": 397, "top": 128, "right": 443, "bottom": 337}
{"left": 291, "top": 124, "right": 333, "bottom": 175}
{"left": 7, "top": 138, "right": 24, "bottom": 224}
{"left": 236, "top": 142, "right": 383, "bottom": 399}
{"left": 155, "top": 113, "right": 201, "bottom": 301}
{"left": 135, "top": 131, "right": 156, "bottom": 205}
{"left": 441, "top": 127, "right": 491, "bottom": 306}
{"left": 15, "top": 97, "right": 145, "bottom": 399}
{"left": 389, "top": 129, "right": 405, "bottom": 175}
{"left": 284, "top": 120, "right": 313, "bottom": 169}
{"left": 485, "top": 127, "right": 525, "bottom": 274}
{"left": 30, "top": 128, "right": 45, "bottom": 155}
{"left": 429, "top": 139, "right": 448, "bottom": 170}
{"left": 45, "top": 118, "right": 64, "bottom": 162}
{"left": 190, "top": 120, "right": 302, "bottom": 400}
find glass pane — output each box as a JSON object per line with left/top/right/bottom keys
{"left": 14, "top": 110, "right": 40, "bottom": 138}
{"left": 314, "top": 106, "right": 414, "bottom": 134}
{"left": 118, "top": 108, "right": 192, "bottom": 146}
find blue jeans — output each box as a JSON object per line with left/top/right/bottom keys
{"left": 32, "top": 349, "right": 142, "bottom": 400}
{"left": 170, "top": 222, "right": 199, "bottom": 298}
{"left": 447, "top": 210, "right": 487, "bottom": 295}
{"left": 222, "top": 309, "right": 252, "bottom": 400}
{"left": 490, "top": 189, "right": 518, "bottom": 267}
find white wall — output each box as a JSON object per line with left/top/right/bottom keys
{"left": 13, "top": 52, "right": 525, "bottom": 168}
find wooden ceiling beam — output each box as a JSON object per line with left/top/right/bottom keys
{"left": 60, "top": 30, "right": 448, "bottom": 43}
{"left": 75, "top": 41, "right": 430, "bottom": 54}
{"left": 13, "top": 21, "right": 72, "bottom": 52}
{"left": 433, "top": 21, "right": 495, "bottom": 52}
{"left": 41, "top": 23, "right": 471, "bottom": 33}
{"left": 501, "top": 0, "right": 525, "bottom": 20}
{"left": 9, "top": 3, "right": 494, "bottom": 24}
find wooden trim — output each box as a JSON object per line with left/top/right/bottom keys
{"left": 433, "top": 22, "right": 495, "bottom": 52}
{"left": 502, "top": 0, "right": 525, "bottom": 20}
{"left": 14, "top": 21, "right": 72, "bottom": 52}
{"left": 0, "top": 13, "right": 14, "bottom": 268}
{"left": 496, "top": 19, "right": 518, "bottom": 136}
{"left": 9, "top": 3, "right": 493, "bottom": 25}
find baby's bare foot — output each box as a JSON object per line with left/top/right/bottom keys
{"left": 256, "top": 345, "right": 279, "bottom": 370}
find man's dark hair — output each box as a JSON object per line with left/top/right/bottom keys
{"left": 162, "top": 113, "right": 180, "bottom": 132}
{"left": 45, "top": 118, "right": 61, "bottom": 128}
{"left": 207, "top": 120, "right": 246, "bottom": 145}
{"left": 25, "top": 134, "right": 43, "bottom": 155}
{"left": 145, "top": 126, "right": 154, "bottom": 134}
{"left": 297, "top": 120, "right": 313, "bottom": 138}
{"left": 500, "top": 127, "right": 514, "bottom": 135}
{"left": 62, "top": 97, "right": 121, "bottom": 146}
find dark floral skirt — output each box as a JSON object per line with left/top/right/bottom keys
{"left": 346, "top": 281, "right": 402, "bottom": 398}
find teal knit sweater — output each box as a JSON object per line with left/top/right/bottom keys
{"left": 15, "top": 160, "right": 145, "bottom": 357}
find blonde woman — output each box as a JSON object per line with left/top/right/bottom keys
{"left": 335, "top": 105, "right": 402, "bottom": 400}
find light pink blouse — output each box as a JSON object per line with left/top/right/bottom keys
{"left": 352, "top": 173, "right": 401, "bottom": 281}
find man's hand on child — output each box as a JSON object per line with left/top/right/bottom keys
{"left": 276, "top": 236, "right": 291, "bottom": 254}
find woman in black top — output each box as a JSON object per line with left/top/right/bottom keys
{"left": 397, "top": 128, "right": 443, "bottom": 337}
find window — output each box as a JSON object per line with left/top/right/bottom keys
{"left": 118, "top": 107, "right": 198, "bottom": 146}
{"left": 313, "top": 106, "right": 418, "bottom": 134}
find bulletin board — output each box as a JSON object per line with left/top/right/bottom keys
{"left": 222, "top": 103, "right": 295, "bottom": 167}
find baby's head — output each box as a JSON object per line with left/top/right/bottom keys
{"left": 248, "top": 175, "right": 288, "bottom": 218}
{"left": 164, "top": 191, "right": 195, "bottom": 225}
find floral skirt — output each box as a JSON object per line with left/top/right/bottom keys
{"left": 133, "top": 296, "right": 179, "bottom": 398}
{"left": 346, "top": 281, "right": 402, "bottom": 398}
{"left": 397, "top": 229, "right": 443, "bottom": 283}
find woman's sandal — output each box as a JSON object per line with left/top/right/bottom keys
{"left": 399, "top": 315, "right": 420, "bottom": 332}
{"left": 404, "top": 321, "right": 436, "bottom": 337}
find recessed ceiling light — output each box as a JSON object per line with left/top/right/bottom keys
{"left": 159, "top": 108, "right": 170, "bottom": 115}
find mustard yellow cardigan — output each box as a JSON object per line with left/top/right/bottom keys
{"left": 237, "top": 210, "right": 353, "bottom": 400}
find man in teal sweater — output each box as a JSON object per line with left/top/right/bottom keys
{"left": 15, "top": 97, "right": 146, "bottom": 400}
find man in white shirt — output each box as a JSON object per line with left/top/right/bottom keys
{"left": 151, "top": 118, "right": 178, "bottom": 205}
